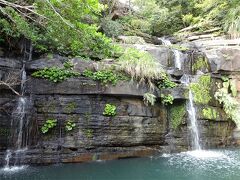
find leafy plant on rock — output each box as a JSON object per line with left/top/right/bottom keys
{"left": 41, "top": 119, "right": 57, "bottom": 134}
{"left": 103, "top": 104, "right": 117, "bottom": 116}
{"left": 83, "top": 69, "right": 128, "bottom": 86}
{"left": 143, "top": 93, "right": 156, "bottom": 106}
{"left": 158, "top": 75, "right": 177, "bottom": 89}
{"left": 32, "top": 61, "right": 79, "bottom": 83}
{"left": 161, "top": 94, "right": 174, "bottom": 105}
{"left": 65, "top": 120, "right": 76, "bottom": 132}
{"left": 215, "top": 77, "right": 240, "bottom": 127}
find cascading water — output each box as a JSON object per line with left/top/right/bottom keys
{"left": 181, "top": 75, "right": 201, "bottom": 150}
{"left": 3, "top": 42, "right": 32, "bottom": 171}
{"left": 15, "top": 65, "right": 27, "bottom": 150}
{"left": 159, "top": 38, "right": 182, "bottom": 70}
{"left": 159, "top": 37, "right": 222, "bottom": 157}
{"left": 4, "top": 150, "right": 12, "bottom": 170}
{"left": 181, "top": 74, "right": 202, "bottom": 150}
{"left": 187, "top": 90, "right": 201, "bottom": 150}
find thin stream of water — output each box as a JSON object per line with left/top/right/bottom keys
{"left": 159, "top": 38, "right": 182, "bottom": 70}
{"left": 181, "top": 74, "right": 201, "bottom": 150}
{"left": 3, "top": 42, "right": 32, "bottom": 170}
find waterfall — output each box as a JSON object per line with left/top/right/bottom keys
{"left": 3, "top": 41, "right": 32, "bottom": 170}
{"left": 181, "top": 75, "right": 201, "bottom": 150}
{"left": 188, "top": 91, "right": 201, "bottom": 150}
{"left": 4, "top": 150, "right": 12, "bottom": 170}
{"left": 159, "top": 38, "right": 182, "bottom": 70}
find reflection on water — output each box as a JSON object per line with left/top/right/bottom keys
{"left": 1, "top": 149, "right": 240, "bottom": 180}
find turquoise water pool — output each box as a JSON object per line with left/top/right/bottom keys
{"left": 1, "top": 149, "right": 240, "bottom": 180}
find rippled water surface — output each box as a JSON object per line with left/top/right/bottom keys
{"left": 1, "top": 149, "right": 240, "bottom": 180}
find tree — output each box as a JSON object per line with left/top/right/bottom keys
{"left": 0, "top": 0, "right": 116, "bottom": 59}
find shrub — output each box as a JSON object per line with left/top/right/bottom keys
{"left": 101, "top": 18, "right": 123, "bottom": 38}
{"left": 143, "top": 93, "right": 157, "bottom": 106}
{"left": 103, "top": 104, "right": 117, "bottom": 116}
{"left": 117, "top": 48, "right": 165, "bottom": 89}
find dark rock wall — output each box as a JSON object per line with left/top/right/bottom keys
{"left": 0, "top": 50, "right": 237, "bottom": 165}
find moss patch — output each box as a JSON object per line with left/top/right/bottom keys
{"left": 0, "top": 127, "right": 10, "bottom": 137}
{"left": 192, "top": 56, "right": 209, "bottom": 73}
{"left": 64, "top": 102, "right": 77, "bottom": 113}
{"left": 190, "top": 75, "right": 211, "bottom": 104}
{"left": 169, "top": 103, "right": 186, "bottom": 130}
{"left": 202, "top": 107, "right": 219, "bottom": 120}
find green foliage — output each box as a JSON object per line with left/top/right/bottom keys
{"left": 190, "top": 75, "right": 211, "bottom": 104}
{"left": 190, "top": 0, "right": 240, "bottom": 37}
{"left": 103, "top": 104, "right": 117, "bottom": 116}
{"left": 63, "top": 61, "right": 74, "bottom": 70}
{"left": 158, "top": 75, "right": 177, "bottom": 89}
{"left": 41, "top": 119, "right": 57, "bottom": 134}
{"left": 84, "top": 129, "right": 94, "bottom": 138}
{"left": 32, "top": 60, "right": 79, "bottom": 82}
{"left": 32, "top": 67, "right": 80, "bottom": 83}
{"left": 118, "top": 15, "right": 152, "bottom": 35}
{"left": 151, "top": 8, "right": 183, "bottom": 36}
{"left": 192, "top": 56, "right": 209, "bottom": 73}
{"left": 83, "top": 69, "right": 128, "bottom": 86}
{"left": 0, "top": 128, "right": 10, "bottom": 137}
{"left": 215, "top": 77, "right": 240, "bottom": 127}
{"left": 143, "top": 93, "right": 156, "bottom": 106}
{"left": 161, "top": 94, "right": 174, "bottom": 105}
{"left": 169, "top": 103, "right": 185, "bottom": 130}
{"left": 0, "top": 0, "right": 116, "bottom": 59}
{"left": 223, "top": 6, "right": 240, "bottom": 38}
{"left": 64, "top": 102, "right": 77, "bottom": 113}
{"left": 202, "top": 108, "right": 219, "bottom": 120}
{"left": 117, "top": 48, "right": 164, "bottom": 89}
{"left": 0, "top": 7, "right": 39, "bottom": 41}
{"left": 65, "top": 120, "right": 76, "bottom": 132}
{"left": 121, "top": 0, "right": 240, "bottom": 36}
{"left": 101, "top": 17, "right": 123, "bottom": 38}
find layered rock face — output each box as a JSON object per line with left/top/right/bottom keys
{"left": 0, "top": 40, "right": 238, "bottom": 165}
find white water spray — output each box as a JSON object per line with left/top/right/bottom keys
{"left": 4, "top": 150, "right": 12, "bottom": 170}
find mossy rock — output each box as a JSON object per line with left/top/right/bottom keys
{"left": 201, "top": 107, "right": 220, "bottom": 120}
{"left": 192, "top": 56, "right": 210, "bottom": 74}
{"left": 0, "top": 127, "right": 10, "bottom": 137}
{"left": 190, "top": 75, "right": 211, "bottom": 104}
{"left": 169, "top": 103, "right": 186, "bottom": 130}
